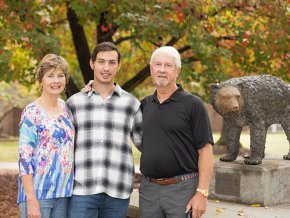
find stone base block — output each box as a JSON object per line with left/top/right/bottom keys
{"left": 209, "top": 158, "right": 290, "bottom": 206}
{"left": 127, "top": 205, "right": 140, "bottom": 218}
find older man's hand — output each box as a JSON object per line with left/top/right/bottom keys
{"left": 185, "top": 192, "right": 207, "bottom": 218}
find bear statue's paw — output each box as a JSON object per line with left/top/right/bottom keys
{"left": 220, "top": 154, "right": 237, "bottom": 162}
{"left": 244, "top": 158, "right": 262, "bottom": 165}
{"left": 283, "top": 154, "right": 290, "bottom": 160}
{"left": 243, "top": 153, "right": 265, "bottom": 159}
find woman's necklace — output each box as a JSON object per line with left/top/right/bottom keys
{"left": 38, "top": 97, "right": 62, "bottom": 118}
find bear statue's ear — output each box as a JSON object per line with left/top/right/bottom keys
{"left": 237, "top": 82, "right": 243, "bottom": 91}
{"left": 210, "top": 84, "right": 221, "bottom": 94}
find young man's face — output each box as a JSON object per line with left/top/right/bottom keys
{"left": 90, "top": 51, "right": 120, "bottom": 85}
{"left": 150, "top": 52, "right": 180, "bottom": 88}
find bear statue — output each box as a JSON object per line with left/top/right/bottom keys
{"left": 211, "top": 75, "right": 290, "bottom": 165}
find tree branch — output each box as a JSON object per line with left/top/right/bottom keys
{"left": 148, "top": 40, "right": 162, "bottom": 47}
{"left": 178, "top": 45, "right": 191, "bottom": 53}
{"left": 217, "top": 36, "right": 238, "bottom": 41}
{"left": 114, "top": 35, "right": 136, "bottom": 45}
{"left": 121, "top": 65, "right": 150, "bottom": 92}
{"left": 182, "top": 56, "right": 199, "bottom": 63}
{"left": 66, "top": 77, "right": 80, "bottom": 97}
{"left": 97, "top": 11, "right": 119, "bottom": 43}
{"left": 50, "top": 19, "right": 67, "bottom": 26}
{"left": 165, "top": 37, "right": 180, "bottom": 46}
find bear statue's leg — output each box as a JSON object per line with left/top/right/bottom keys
{"left": 281, "top": 121, "right": 290, "bottom": 160}
{"left": 244, "top": 123, "right": 267, "bottom": 165}
{"left": 220, "top": 122, "right": 242, "bottom": 162}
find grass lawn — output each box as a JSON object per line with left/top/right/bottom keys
{"left": 213, "top": 132, "right": 289, "bottom": 158}
{"left": 1, "top": 132, "right": 288, "bottom": 163}
{"left": 0, "top": 139, "right": 18, "bottom": 162}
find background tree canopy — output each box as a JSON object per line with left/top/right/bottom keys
{"left": 0, "top": 0, "right": 289, "bottom": 100}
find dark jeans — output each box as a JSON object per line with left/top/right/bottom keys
{"left": 68, "top": 193, "right": 130, "bottom": 218}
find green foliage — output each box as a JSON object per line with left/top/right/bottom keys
{"left": 0, "top": 0, "right": 288, "bottom": 101}
{"left": 0, "top": 0, "right": 60, "bottom": 84}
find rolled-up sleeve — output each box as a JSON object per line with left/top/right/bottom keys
{"left": 18, "top": 113, "right": 37, "bottom": 176}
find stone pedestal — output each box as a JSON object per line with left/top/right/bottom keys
{"left": 209, "top": 158, "right": 290, "bottom": 206}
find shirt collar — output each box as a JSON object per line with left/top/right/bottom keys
{"left": 87, "top": 83, "right": 122, "bottom": 97}
{"left": 151, "top": 84, "right": 184, "bottom": 102}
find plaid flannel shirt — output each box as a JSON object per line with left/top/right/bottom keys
{"left": 66, "top": 84, "right": 142, "bottom": 199}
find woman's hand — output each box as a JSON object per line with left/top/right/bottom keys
{"left": 27, "top": 197, "right": 41, "bottom": 218}
{"left": 21, "top": 175, "right": 41, "bottom": 218}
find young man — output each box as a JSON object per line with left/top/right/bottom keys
{"left": 140, "top": 46, "right": 214, "bottom": 218}
{"left": 67, "top": 42, "right": 142, "bottom": 218}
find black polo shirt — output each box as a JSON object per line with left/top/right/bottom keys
{"left": 140, "top": 85, "right": 213, "bottom": 179}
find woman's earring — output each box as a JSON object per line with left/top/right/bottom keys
{"left": 64, "top": 86, "right": 66, "bottom": 93}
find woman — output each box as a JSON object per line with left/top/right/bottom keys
{"left": 17, "top": 54, "right": 75, "bottom": 218}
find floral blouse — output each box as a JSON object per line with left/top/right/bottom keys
{"left": 17, "top": 99, "right": 75, "bottom": 204}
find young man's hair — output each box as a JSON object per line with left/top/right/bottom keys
{"left": 35, "top": 54, "right": 70, "bottom": 84}
{"left": 91, "top": 42, "right": 121, "bottom": 63}
{"left": 150, "top": 46, "right": 181, "bottom": 69}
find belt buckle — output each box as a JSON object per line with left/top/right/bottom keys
{"left": 157, "top": 178, "right": 167, "bottom": 181}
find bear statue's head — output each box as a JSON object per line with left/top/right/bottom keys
{"left": 211, "top": 84, "right": 244, "bottom": 116}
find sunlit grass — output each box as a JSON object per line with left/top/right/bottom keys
{"left": 1, "top": 132, "right": 288, "bottom": 163}
{"left": 0, "top": 139, "right": 18, "bottom": 162}
{"left": 213, "top": 132, "right": 289, "bottom": 158}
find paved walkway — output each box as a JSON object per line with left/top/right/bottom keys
{"left": 129, "top": 189, "right": 290, "bottom": 218}
{"left": 1, "top": 162, "right": 289, "bottom": 217}
{"left": 0, "top": 162, "right": 18, "bottom": 170}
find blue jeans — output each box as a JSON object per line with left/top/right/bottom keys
{"left": 68, "top": 193, "right": 130, "bottom": 218}
{"left": 19, "top": 197, "right": 69, "bottom": 218}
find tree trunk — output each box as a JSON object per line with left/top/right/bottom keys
{"left": 97, "top": 12, "right": 118, "bottom": 43}
{"left": 67, "top": 6, "right": 93, "bottom": 84}
{"left": 65, "top": 77, "right": 80, "bottom": 98}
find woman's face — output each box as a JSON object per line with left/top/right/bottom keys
{"left": 41, "top": 68, "right": 66, "bottom": 95}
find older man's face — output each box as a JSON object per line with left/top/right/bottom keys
{"left": 150, "top": 52, "right": 180, "bottom": 88}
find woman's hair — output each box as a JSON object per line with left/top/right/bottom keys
{"left": 35, "top": 54, "right": 70, "bottom": 84}
{"left": 150, "top": 46, "right": 181, "bottom": 69}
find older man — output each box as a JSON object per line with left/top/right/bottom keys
{"left": 139, "top": 46, "right": 214, "bottom": 218}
